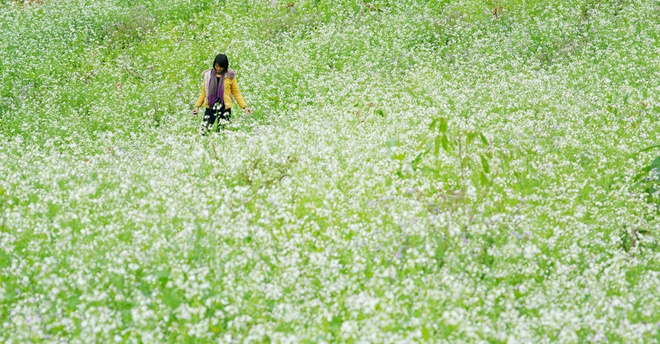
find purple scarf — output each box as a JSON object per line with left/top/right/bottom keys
{"left": 207, "top": 72, "right": 225, "bottom": 107}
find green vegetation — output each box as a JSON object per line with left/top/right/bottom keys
{"left": 1, "top": 0, "right": 659, "bottom": 342}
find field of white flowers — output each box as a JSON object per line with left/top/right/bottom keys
{"left": 1, "top": 0, "right": 660, "bottom": 342}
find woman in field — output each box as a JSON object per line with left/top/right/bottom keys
{"left": 193, "top": 53, "right": 252, "bottom": 135}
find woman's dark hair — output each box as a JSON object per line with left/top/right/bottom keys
{"left": 213, "top": 54, "right": 229, "bottom": 71}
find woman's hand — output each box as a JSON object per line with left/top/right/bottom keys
{"left": 192, "top": 106, "right": 199, "bottom": 115}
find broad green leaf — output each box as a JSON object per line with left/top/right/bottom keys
{"left": 376, "top": 109, "right": 385, "bottom": 117}
{"left": 438, "top": 118, "right": 448, "bottom": 134}
{"left": 480, "top": 154, "right": 490, "bottom": 174}
{"left": 650, "top": 156, "right": 660, "bottom": 170}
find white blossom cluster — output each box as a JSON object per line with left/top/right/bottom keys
{"left": 1, "top": 0, "right": 660, "bottom": 342}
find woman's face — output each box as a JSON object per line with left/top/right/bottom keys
{"left": 214, "top": 64, "right": 225, "bottom": 74}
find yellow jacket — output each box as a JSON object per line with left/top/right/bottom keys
{"left": 195, "top": 69, "right": 248, "bottom": 110}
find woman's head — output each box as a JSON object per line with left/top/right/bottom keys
{"left": 213, "top": 54, "right": 229, "bottom": 73}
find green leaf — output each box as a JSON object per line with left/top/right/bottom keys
{"left": 480, "top": 171, "right": 489, "bottom": 186}
{"left": 639, "top": 144, "right": 660, "bottom": 153}
{"left": 422, "top": 327, "right": 431, "bottom": 340}
{"left": 416, "top": 138, "right": 428, "bottom": 151}
{"left": 412, "top": 149, "right": 430, "bottom": 169}
{"left": 438, "top": 118, "right": 448, "bottom": 134}
{"left": 480, "top": 154, "right": 490, "bottom": 174}
{"left": 412, "top": 157, "right": 423, "bottom": 169}
{"left": 461, "top": 156, "right": 470, "bottom": 168}
{"left": 376, "top": 109, "right": 385, "bottom": 117}
{"left": 429, "top": 118, "right": 438, "bottom": 130}
{"left": 633, "top": 166, "right": 652, "bottom": 182}
{"left": 650, "top": 156, "right": 660, "bottom": 170}
{"left": 467, "top": 132, "right": 477, "bottom": 146}
{"left": 0, "top": 187, "right": 3, "bottom": 197}
{"left": 479, "top": 132, "right": 489, "bottom": 145}
{"left": 441, "top": 135, "right": 450, "bottom": 152}
{"left": 434, "top": 136, "right": 441, "bottom": 156}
